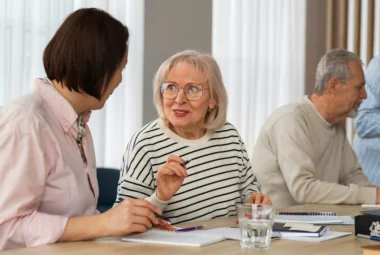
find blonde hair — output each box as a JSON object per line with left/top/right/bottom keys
{"left": 153, "top": 50, "right": 228, "bottom": 130}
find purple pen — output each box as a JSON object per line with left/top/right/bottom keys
{"left": 175, "top": 225, "right": 205, "bottom": 232}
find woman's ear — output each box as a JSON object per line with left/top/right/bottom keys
{"left": 208, "top": 99, "right": 216, "bottom": 111}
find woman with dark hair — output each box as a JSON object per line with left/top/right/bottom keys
{"left": 0, "top": 8, "right": 168, "bottom": 250}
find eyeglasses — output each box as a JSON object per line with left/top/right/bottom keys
{"left": 160, "top": 83, "right": 208, "bottom": 101}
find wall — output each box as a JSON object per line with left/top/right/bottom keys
{"left": 304, "top": 0, "right": 327, "bottom": 96}
{"left": 143, "top": 0, "right": 212, "bottom": 124}
{"left": 142, "top": 0, "right": 326, "bottom": 121}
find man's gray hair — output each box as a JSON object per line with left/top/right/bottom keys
{"left": 313, "top": 48, "right": 363, "bottom": 95}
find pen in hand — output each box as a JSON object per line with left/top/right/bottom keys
{"left": 180, "top": 159, "right": 192, "bottom": 167}
{"left": 175, "top": 225, "right": 205, "bottom": 232}
{"left": 118, "top": 197, "right": 171, "bottom": 222}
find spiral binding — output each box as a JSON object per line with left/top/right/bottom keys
{"left": 150, "top": 229, "right": 222, "bottom": 237}
{"left": 277, "top": 212, "right": 336, "bottom": 216}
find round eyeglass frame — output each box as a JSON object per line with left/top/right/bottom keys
{"left": 160, "top": 82, "right": 209, "bottom": 101}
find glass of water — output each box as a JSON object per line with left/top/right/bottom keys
{"left": 237, "top": 204, "right": 275, "bottom": 250}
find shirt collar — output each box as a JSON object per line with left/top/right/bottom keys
{"left": 303, "top": 95, "right": 332, "bottom": 129}
{"left": 34, "top": 78, "right": 92, "bottom": 133}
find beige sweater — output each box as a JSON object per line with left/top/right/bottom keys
{"left": 252, "top": 96, "right": 376, "bottom": 208}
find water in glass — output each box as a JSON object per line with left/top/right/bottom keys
{"left": 239, "top": 218, "right": 272, "bottom": 249}
{"left": 237, "top": 204, "right": 275, "bottom": 250}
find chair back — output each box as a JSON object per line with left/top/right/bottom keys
{"left": 96, "top": 167, "right": 120, "bottom": 213}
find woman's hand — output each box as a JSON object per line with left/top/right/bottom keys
{"left": 156, "top": 155, "right": 187, "bottom": 202}
{"left": 102, "top": 199, "right": 162, "bottom": 236}
{"left": 155, "top": 219, "right": 176, "bottom": 231}
{"left": 247, "top": 192, "right": 272, "bottom": 205}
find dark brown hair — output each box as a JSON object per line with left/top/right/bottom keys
{"left": 43, "top": 8, "right": 129, "bottom": 100}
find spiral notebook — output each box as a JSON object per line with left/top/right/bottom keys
{"left": 277, "top": 212, "right": 336, "bottom": 216}
{"left": 121, "top": 229, "right": 225, "bottom": 247}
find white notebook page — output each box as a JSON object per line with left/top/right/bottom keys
{"left": 121, "top": 229, "right": 225, "bottom": 247}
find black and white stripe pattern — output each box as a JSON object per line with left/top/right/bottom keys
{"left": 116, "top": 119, "right": 261, "bottom": 224}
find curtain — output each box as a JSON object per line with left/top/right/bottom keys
{"left": 212, "top": 0, "right": 306, "bottom": 155}
{"left": 0, "top": 0, "right": 144, "bottom": 168}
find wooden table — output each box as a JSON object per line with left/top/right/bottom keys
{"left": 3, "top": 204, "right": 376, "bottom": 255}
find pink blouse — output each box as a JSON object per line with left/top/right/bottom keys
{"left": 0, "top": 79, "right": 99, "bottom": 250}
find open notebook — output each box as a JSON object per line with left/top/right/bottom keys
{"left": 121, "top": 229, "right": 225, "bottom": 247}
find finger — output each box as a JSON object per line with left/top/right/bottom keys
{"left": 159, "top": 165, "right": 181, "bottom": 176}
{"left": 155, "top": 224, "right": 176, "bottom": 231}
{"left": 247, "top": 195, "right": 253, "bottom": 204}
{"left": 131, "top": 199, "right": 161, "bottom": 214}
{"left": 133, "top": 215, "right": 154, "bottom": 228}
{"left": 161, "top": 163, "right": 187, "bottom": 178}
{"left": 167, "top": 154, "right": 184, "bottom": 165}
{"left": 134, "top": 206, "right": 161, "bottom": 225}
{"left": 248, "top": 193, "right": 256, "bottom": 204}
{"left": 262, "top": 195, "right": 272, "bottom": 205}
{"left": 167, "top": 162, "right": 187, "bottom": 177}
{"left": 128, "top": 224, "right": 148, "bottom": 234}
{"left": 156, "top": 218, "right": 171, "bottom": 226}
{"left": 254, "top": 193, "right": 262, "bottom": 204}
{"left": 155, "top": 219, "right": 175, "bottom": 231}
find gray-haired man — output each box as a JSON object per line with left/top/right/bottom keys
{"left": 252, "top": 48, "right": 379, "bottom": 208}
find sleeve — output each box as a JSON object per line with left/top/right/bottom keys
{"left": 340, "top": 133, "right": 371, "bottom": 186}
{"left": 236, "top": 133, "right": 261, "bottom": 203}
{"left": 273, "top": 114, "right": 376, "bottom": 205}
{"left": 116, "top": 134, "right": 160, "bottom": 207}
{"left": 354, "top": 108, "right": 380, "bottom": 138}
{"left": 354, "top": 55, "right": 380, "bottom": 138}
{"left": 0, "top": 129, "right": 68, "bottom": 250}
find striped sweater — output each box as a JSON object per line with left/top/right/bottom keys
{"left": 116, "top": 119, "right": 261, "bottom": 224}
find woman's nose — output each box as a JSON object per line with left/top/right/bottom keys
{"left": 175, "top": 88, "right": 187, "bottom": 104}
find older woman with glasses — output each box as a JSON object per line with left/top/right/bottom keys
{"left": 116, "top": 50, "right": 271, "bottom": 224}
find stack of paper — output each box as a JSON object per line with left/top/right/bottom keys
{"left": 361, "top": 204, "right": 380, "bottom": 210}
{"left": 361, "top": 205, "right": 380, "bottom": 216}
{"left": 281, "top": 231, "right": 351, "bottom": 243}
{"left": 203, "top": 227, "right": 351, "bottom": 243}
{"left": 273, "top": 223, "right": 329, "bottom": 237}
{"left": 275, "top": 215, "right": 354, "bottom": 225}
